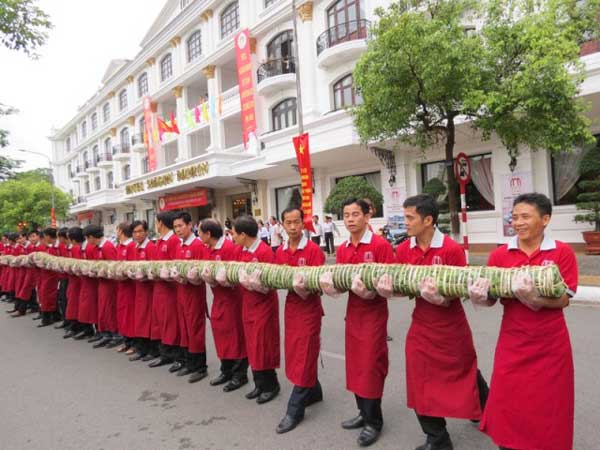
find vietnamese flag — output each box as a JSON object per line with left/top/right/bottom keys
{"left": 169, "top": 111, "right": 180, "bottom": 134}
{"left": 293, "top": 133, "right": 315, "bottom": 233}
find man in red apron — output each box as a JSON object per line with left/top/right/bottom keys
{"left": 63, "top": 227, "right": 84, "bottom": 339}
{"left": 83, "top": 225, "right": 118, "bottom": 348}
{"left": 172, "top": 211, "right": 209, "bottom": 382}
{"left": 148, "top": 211, "right": 181, "bottom": 368}
{"left": 114, "top": 222, "right": 137, "bottom": 353}
{"left": 129, "top": 220, "right": 158, "bottom": 362}
{"left": 9, "top": 232, "right": 32, "bottom": 316}
{"left": 231, "top": 215, "right": 280, "bottom": 404}
{"left": 319, "top": 198, "right": 394, "bottom": 447}
{"left": 4, "top": 233, "right": 23, "bottom": 313}
{"left": 72, "top": 234, "right": 98, "bottom": 340}
{"left": 13, "top": 231, "right": 45, "bottom": 317}
{"left": 198, "top": 219, "right": 248, "bottom": 392}
{"left": 275, "top": 207, "right": 325, "bottom": 434}
{"left": 394, "top": 194, "right": 488, "bottom": 450}
{"left": 53, "top": 228, "right": 71, "bottom": 329}
{"left": 467, "top": 193, "right": 577, "bottom": 450}
{"left": 36, "top": 228, "right": 61, "bottom": 327}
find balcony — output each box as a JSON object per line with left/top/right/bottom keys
{"left": 112, "top": 143, "right": 131, "bottom": 160}
{"left": 132, "top": 133, "right": 146, "bottom": 152}
{"left": 75, "top": 164, "right": 88, "bottom": 178}
{"left": 97, "top": 152, "right": 113, "bottom": 167}
{"left": 220, "top": 85, "right": 240, "bottom": 118}
{"left": 316, "top": 20, "right": 370, "bottom": 69}
{"left": 86, "top": 157, "right": 99, "bottom": 173}
{"left": 75, "top": 196, "right": 86, "bottom": 205}
{"left": 256, "top": 57, "right": 297, "bottom": 95}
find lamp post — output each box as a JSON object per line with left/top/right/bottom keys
{"left": 17, "top": 149, "right": 56, "bottom": 227}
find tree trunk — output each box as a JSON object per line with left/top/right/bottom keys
{"left": 445, "top": 117, "right": 460, "bottom": 237}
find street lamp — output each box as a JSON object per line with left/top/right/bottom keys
{"left": 17, "top": 149, "right": 56, "bottom": 227}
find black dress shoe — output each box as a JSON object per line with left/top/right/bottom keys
{"left": 341, "top": 415, "right": 365, "bottom": 430}
{"left": 105, "top": 339, "right": 122, "bottom": 349}
{"left": 87, "top": 334, "right": 103, "bottom": 343}
{"left": 63, "top": 331, "right": 77, "bottom": 339}
{"left": 141, "top": 354, "right": 158, "bottom": 362}
{"left": 169, "top": 362, "right": 184, "bottom": 373}
{"left": 188, "top": 369, "right": 208, "bottom": 383}
{"left": 32, "top": 314, "right": 42, "bottom": 321}
{"left": 223, "top": 377, "right": 248, "bottom": 392}
{"left": 176, "top": 367, "right": 193, "bottom": 377}
{"left": 10, "top": 311, "right": 26, "bottom": 318}
{"left": 73, "top": 331, "right": 93, "bottom": 340}
{"left": 357, "top": 425, "right": 381, "bottom": 447}
{"left": 415, "top": 438, "right": 454, "bottom": 450}
{"left": 245, "top": 387, "right": 262, "bottom": 399}
{"left": 37, "top": 320, "right": 53, "bottom": 328}
{"left": 93, "top": 338, "right": 111, "bottom": 349}
{"left": 54, "top": 322, "right": 67, "bottom": 329}
{"left": 257, "top": 385, "right": 280, "bottom": 404}
{"left": 209, "top": 372, "right": 232, "bottom": 386}
{"left": 276, "top": 414, "right": 303, "bottom": 434}
{"left": 129, "top": 353, "right": 146, "bottom": 362}
{"left": 148, "top": 358, "right": 172, "bottom": 368}
{"left": 5, "top": 308, "right": 18, "bottom": 314}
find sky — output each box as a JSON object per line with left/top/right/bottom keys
{"left": 0, "top": 0, "right": 165, "bottom": 171}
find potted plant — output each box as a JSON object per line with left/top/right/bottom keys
{"left": 324, "top": 176, "right": 383, "bottom": 219}
{"left": 574, "top": 142, "right": 600, "bottom": 254}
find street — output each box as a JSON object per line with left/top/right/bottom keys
{"left": 1, "top": 293, "right": 599, "bottom": 450}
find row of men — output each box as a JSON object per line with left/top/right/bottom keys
{"left": 0, "top": 192, "right": 577, "bottom": 450}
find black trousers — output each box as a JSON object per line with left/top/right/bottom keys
{"left": 220, "top": 358, "right": 249, "bottom": 380}
{"left": 324, "top": 232, "right": 335, "bottom": 254}
{"left": 311, "top": 236, "right": 321, "bottom": 246}
{"left": 355, "top": 395, "right": 383, "bottom": 431}
{"left": 160, "top": 343, "right": 182, "bottom": 362}
{"left": 477, "top": 369, "right": 490, "bottom": 411}
{"left": 57, "top": 279, "right": 68, "bottom": 320}
{"left": 287, "top": 381, "right": 323, "bottom": 419}
{"left": 252, "top": 369, "right": 279, "bottom": 392}
{"left": 185, "top": 350, "right": 207, "bottom": 372}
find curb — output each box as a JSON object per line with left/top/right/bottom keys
{"left": 571, "top": 286, "right": 600, "bottom": 305}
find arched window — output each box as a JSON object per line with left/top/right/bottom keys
{"left": 94, "top": 176, "right": 101, "bottom": 191}
{"left": 107, "top": 171, "right": 114, "bottom": 189}
{"left": 160, "top": 54, "right": 173, "bottom": 81}
{"left": 92, "top": 145, "right": 98, "bottom": 164}
{"left": 65, "top": 137, "right": 71, "bottom": 152}
{"left": 91, "top": 112, "right": 98, "bottom": 130}
{"left": 81, "top": 120, "right": 87, "bottom": 139}
{"left": 122, "top": 164, "right": 131, "bottom": 181}
{"left": 267, "top": 30, "right": 294, "bottom": 60}
{"left": 271, "top": 98, "right": 297, "bottom": 131}
{"left": 82, "top": 150, "right": 89, "bottom": 169}
{"left": 220, "top": 2, "right": 239, "bottom": 39}
{"left": 187, "top": 31, "right": 202, "bottom": 62}
{"left": 327, "top": 0, "right": 361, "bottom": 28}
{"left": 119, "top": 89, "right": 128, "bottom": 110}
{"left": 102, "top": 102, "right": 111, "bottom": 122}
{"left": 138, "top": 72, "right": 148, "bottom": 97}
{"left": 104, "top": 137, "right": 112, "bottom": 155}
{"left": 120, "top": 127, "right": 130, "bottom": 149}
{"left": 333, "top": 73, "right": 362, "bottom": 110}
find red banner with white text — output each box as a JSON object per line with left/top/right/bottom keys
{"left": 234, "top": 29, "right": 257, "bottom": 150}
{"left": 293, "top": 133, "right": 315, "bottom": 233}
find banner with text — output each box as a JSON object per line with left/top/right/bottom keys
{"left": 143, "top": 96, "right": 159, "bottom": 172}
{"left": 501, "top": 171, "right": 533, "bottom": 237}
{"left": 234, "top": 29, "right": 257, "bottom": 151}
{"left": 158, "top": 189, "right": 209, "bottom": 212}
{"left": 293, "top": 133, "right": 315, "bottom": 233}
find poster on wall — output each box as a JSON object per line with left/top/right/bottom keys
{"left": 234, "top": 29, "right": 257, "bottom": 152}
{"left": 501, "top": 171, "right": 533, "bottom": 237}
{"left": 385, "top": 186, "right": 406, "bottom": 233}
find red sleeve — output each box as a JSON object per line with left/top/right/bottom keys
{"left": 275, "top": 246, "right": 286, "bottom": 265}
{"left": 258, "top": 243, "right": 275, "bottom": 263}
{"left": 167, "top": 236, "right": 180, "bottom": 260}
{"left": 102, "top": 243, "right": 118, "bottom": 260}
{"left": 127, "top": 243, "right": 137, "bottom": 261}
{"left": 445, "top": 241, "right": 466, "bottom": 267}
{"left": 377, "top": 238, "right": 395, "bottom": 264}
{"left": 311, "top": 244, "right": 325, "bottom": 266}
{"left": 335, "top": 244, "right": 345, "bottom": 264}
{"left": 557, "top": 244, "right": 578, "bottom": 296}
{"left": 395, "top": 242, "right": 408, "bottom": 264}
{"left": 486, "top": 247, "right": 504, "bottom": 268}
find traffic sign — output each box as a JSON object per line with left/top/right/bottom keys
{"left": 454, "top": 152, "right": 471, "bottom": 185}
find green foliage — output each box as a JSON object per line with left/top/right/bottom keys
{"left": 324, "top": 176, "right": 383, "bottom": 218}
{"left": 0, "top": 0, "right": 52, "bottom": 57}
{"left": 422, "top": 177, "right": 450, "bottom": 232}
{"left": 353, "top": 0, "right": 600, "bottom": 233}
{"left": 574, "top": 141, "right": 600, "bottom": 231}
{"left": 0, "top": 169, "right": 71, "bottom": 232}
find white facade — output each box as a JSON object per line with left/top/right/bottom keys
{"left": 50, "top": 0, "right": 599, "bottom": 247}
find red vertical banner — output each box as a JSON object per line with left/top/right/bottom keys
{"left": 234, "top": 29, "right": 257, "bottom": 150}
{"left": 143, "top": 96, "right": 159, "bottom": 172}
{"left": 293, "top": 133, "right": 315, "bottom": 233}
{"left": 51, "top": 207, "right": 56, "bottom": 228}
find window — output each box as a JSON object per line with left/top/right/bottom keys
{"left": 271, "top": 97, "right": 297, "bottom": 131}
{"left": 84, "top": 180, "right": 90, "bottom": 194}
{"left": 92, "top": 145, "right": 98, "bottom": 164}
{"left": 126, "top": 212, "right": 135, "bottom": 223}
{"left": 275, "top": 185, "right": 302, "bottom": 219}
{"left": 265, "top": 0, "right": 278, "bottom": 7}
{"left": 66, "top": 137, "right": 71, "bottom": 152}
{"left": 325, "top": 0, "right": 366, "bottom": 50}
{"left": 122, "top": 164, "right": 131, "bottom": 181}
{"left": 551, "top": 136, "right": 598, "bottom": 205}
{"left": 94, "top": 176, "right": 101, "bottom": 191}
{"left": 120, "top": 127, "right": 130, "bottom": 148}
{"left": 180, "top": 0, "right": 191, "bottom": 9}
{"left": 119, "top": 89, "right": 128, "bottom": 111}
{"left": 333, "top": 73, "right": 362, "bottom": 110}
{"left": 335, "top": 171, "right": 383, "bottom": 217}
{"left": 81, "top": 121, "right": 87, "bottom": 139}
{"left": 187, "top": 31, "right": 202, "bottom": 62}
{"left": 91, "top": 112, "right": 98, "bottom": 130}
{"left": 82, "top": 151, "right": 88, "bottom": 169}
{"left": 420, "top": 153, "right": 495, "bottom": 212}
{"left": 102, "top": 102, "right": 110, "bottom": 122}
{"left": 138, "top": 72, "right": 148, "bottom": 97}
{"left": 160, "top": 54, "right": 173, "bottom": 81}
{"left": 107, "top": 171, "right": 114, "bottom": 189}
{"left": 141, "top": 156, "right": 148, "bottom": 174}
{"left": 146, "top": 209, "right": 156, "bottom": 232}
{"left": 104, "top": 137, "right": 111, "bottom": 155}
{"left": 220, "top": 2, "right": 239, "bottom": 39}
{"left": 267, "top": 30, "right": 294, "bottom": 59}
{"left": 67, "top": 164, "right": 72, "bottom": 179}
{"left": 139, "top": 117, "right": 146, "bottom": 137}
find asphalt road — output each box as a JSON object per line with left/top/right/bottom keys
{"left": 1, "top": 294, "right": 599, "bottom": 450}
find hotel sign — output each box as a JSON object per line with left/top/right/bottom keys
{"left": 125, "top": 161, "right": 209, "bottom": 195}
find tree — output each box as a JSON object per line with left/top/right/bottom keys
{"left": 324, "top": 176, "right": 384, "bottom": 218}
{"left": 0, "top": 169, "right": 71, "bottom": 232}
{"left": 0, "top": 103, "right": 23, "bottom": 178}
{"left": 574, "top": 140, "right": 600, "bottom": 232}
{"left": 353, "top": 0, "right": 600, "bottom": 235}
{"left": 0, "top": 0, "right": 52, "bottom": 57}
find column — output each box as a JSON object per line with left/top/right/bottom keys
{"left": 170, "top": 36, "right": 182, "bottom": 76}
{"left": 203, "top": 65, "right": 225, "bottom": 152}
{"left": 126, "top": 75, "right": 135, "bottom": 106}
{"left": 145, "top": 57, "right": 157, "bottom": 93}
{"left": 201, "top": 9, "right": 214, "bottom": 54}
{"left": 296, "top": 2, "right": 318, "bottom": 121}
{"left": 173, "top": 85, "right": 191, "bottom": 162}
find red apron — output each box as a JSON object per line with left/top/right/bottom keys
{"left": 16, "top": 243, "right": 43, "bottom": 301}
{"left": 480, "top": 240, "right": 577, "bottom": 450}
{"left": 238, "top": 240, "right": 280, "bottom": 371}
{"left": 38, "top": 245, "right": 60, "bottom": 312}
{"left": 133, "top": 240, "right": 155, "bottom": 338}
{"left": 116, "top": 240, "right": 137, "bottom": 337}
{"left": 78, "top": 243, "right": 98, "bottom": 324}
{"left": 5, "top": 245, "right": 19, "bottom": 292}
{"left": 96, "top": 240, "right": 118, "bottom": 333}
{"left": 206, "top": 239, "right": 246, "bottom": 360}
{"left": 176, "top": 236, "right": 207, "bottom": 353}
{"left": 276, "top": 238, "right": 325, "bottom": 387}
{"left": 151, "top": 233, "right": 180, "bottom": 342}
{"left": 336, "top": 232, "right": 394, "bottom": 399}
{"left": 65, "top": 245, "right": 82, "bottom": 321}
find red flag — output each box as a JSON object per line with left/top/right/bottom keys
{"left": 169, "top": 111, "right": 180, "bottom": 134}
{"left": 157, "top": 117, "right": 169, "bottom": 140}
{"left": 194, "top": 106, "right": 200, "bottom": 123}
{"left": 293, "top": 133, "right": 315, "bottom": 233}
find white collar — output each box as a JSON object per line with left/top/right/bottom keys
{"left": 138, "top": 238, "right": 150, "bottom": 249}
{"left": 214, "top": 236, "right": 225, "bottom": 250}
{"left": 53, "top": 241, "right": 60, "bottom": 248}
{"left": 244, "top": 237, "right": 261, "bottom": 253}
{"left": 81, "top": 241, "right": 87, "bottom": 250}
{"left": 23, "top": 241, "right": 31, "bottom": 248}
{"left": 161, "top": 230, "right": 174, "bottom": 241}
{"left": 345, "top": 228, "right": 373, "bottom": 247}
{"left": 34, "top": 242, "right": 42, "bottom": 248}
{"left": 410, "top": 227, "right": 445, "bottom": 249}
{"left": 508, "top": 234, "right": 556, "bottom": 251}
{"left": 122, "top": 238, "right": 133, "bottom": 246}
{"left": 67, "top": 244, "right": 73, "bottom": 250}
{"left": 181, "top": 234, "right": 196, "bottom": 246}
{"left": 283, "top": 235, "right": 308, "bottom": 251}
{"left": 98, "top": 238, "right": 107, "bottom": 248}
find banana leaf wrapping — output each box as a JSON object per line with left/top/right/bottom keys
{"left": 0, "top": 253, "right": 568, "bottom": 299}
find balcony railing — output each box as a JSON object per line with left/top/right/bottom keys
{"left": 316, "top": 20, "right": 370, "bottom": 55}
{"left": 257, "top": 57, "right": 296, "bottom": 84}
{"left": 98, "top": 152, "right": 113, "bottom": 163}
{"left": 76, "top": 196, "right": 86, "bottom": 204}
{"left": 112, "top": 143, "right": 131, "bottom": 155}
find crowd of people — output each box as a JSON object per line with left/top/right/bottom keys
{"left": 0, "top": 192, "right": 577, "bottom": 450}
